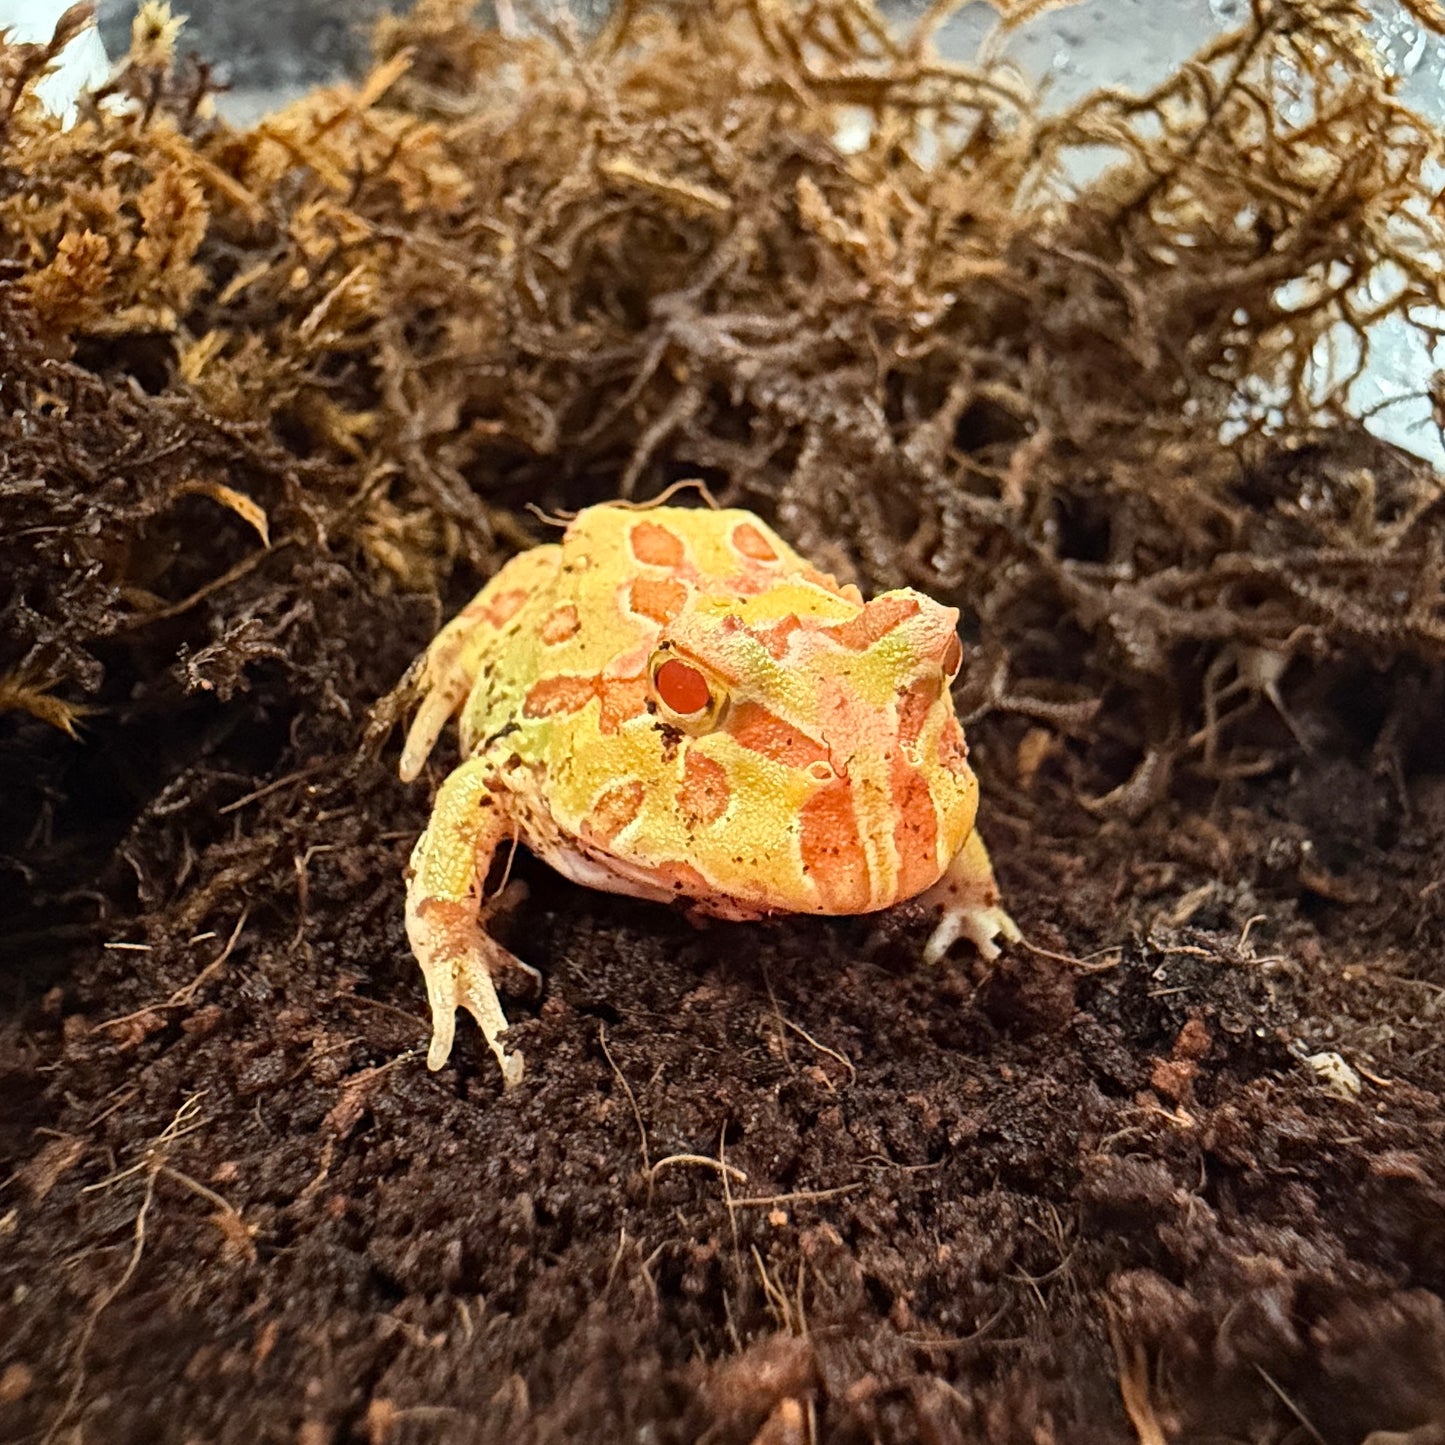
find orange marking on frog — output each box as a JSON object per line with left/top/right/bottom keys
{"left": 679, "top": 751, "right": 731, "bottom": 828}
{"left": 524, "top": 674, "right": 598, "bottom": 718}
{"left": 467, "top": 587, "right": 528, "bottom": 628}
{"left": 586, "top": 780, "right": 646, "bottom": 845}
{"left": 628, "top": 576, "right": 688, "bottom": 624}
{"left": 890, "top": 752, "right": 940, "bottom": 897}
{"left": 597, "top": 675, "right": 650, "bottom": 735}
{"left": 541, "top": 604, "right": 581, "bottom": 644}
{"left": 753, "top": 615, "right": 803, "bottom": 661}
{"left": 938, "top": 716, "right": 969, "bottom": 776}
{"left": 630, "top": 521, "right": 685, "bottom": 568}
{"left": 824, "top": 595, "right": 920, "bottom": 651}
{"left": 732, "top": 522, "right": 778, "bottom": 562}
{"left": 727, "top": 701, "right": 829, "bottom": 770}
{"left": 799, "top": 778, "right": 871, "bottom": 912}
{"left": 524, "top": 672, "right": 647, "bottom": 733}
{"left": 652, "top": 857, "right": 713, "bottom": 897}
{"left": 800, "top": 566, "right": 843, "bottom": 595}
{"left": 898, "top": 675, "right": 941, "bottom": 748}
{"left": 799, "top": 566, "right": 863, "bottom": 603}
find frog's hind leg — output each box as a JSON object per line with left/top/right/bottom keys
{"left": 405, "top": 757, "right": 528, "bottom": 1085}
{"left": 919, "top": 828, "right": 1020, "bottom": 964}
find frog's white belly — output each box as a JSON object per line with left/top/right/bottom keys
{"left": 541, "top": 842, "right": 677, "bottom": 903}
{"left": 533, "top": 838, "right": 766, "bottom": 922}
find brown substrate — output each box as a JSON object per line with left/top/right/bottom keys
{"left": 3, "top": 3, "right": 1445, "bottom": 1441}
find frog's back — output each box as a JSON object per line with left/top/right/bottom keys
{"left": 530, "top": 504, "right": 811, "bottom": 667}
{"left": 560, "top": 503, "right": 809, "bottom": 582}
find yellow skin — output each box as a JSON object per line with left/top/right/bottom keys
{"left": 399, "top": 503, "right": 1018, "bottom": 1085}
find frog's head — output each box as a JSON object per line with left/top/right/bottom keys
{"left": 649, "top": 582, "right": 979, "bottom": 915}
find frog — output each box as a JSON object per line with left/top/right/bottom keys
{"left": 397, "top": 501, "right": 1019, "bottom": 1085}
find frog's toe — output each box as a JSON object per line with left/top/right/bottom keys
{"left": 455, "top": 953, "right": 526, "bottom": 1087}
{"left": 400, "top": 680, "right": 468, "bottom": 782}
{"left": 923, "top": 902, "right": 1021, "bottom": 965}
{"left": 409, "top": 894, "right": 527, "bottom": 1085}
{"left": 917, "top": 828, "right": 1019, "bottom": 965}
{"left": 421, "top": 958, "right": 458, "bottom": 1071}
{"left": 421, "top": 945, "right": 525, "bottom": 1086}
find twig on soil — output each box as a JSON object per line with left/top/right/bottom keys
{"left": 1018, "top": 936, "right": 1121, "bottom": 974}
{"left": 293, "top": 842, "right": 341, "bottom": 945}
{"left": 1255, "top": 1365, "right": 1326, "bottom": 1445}
{"left": 97, "top": 911, "right": 248, "bottom": 1030}
{"left": 900, "top": 1300, "right": 1011, "bottom": 1352}
{"left": 217, "top": 762, "right": 326, "bottom": 815}
{"left": 169, "top": 908, "right": 247, "bottom": 1008}
{"left": 720, "top": 1125, "right": 740, "bottom": 1254}
{"left": 637, "top": 1243, "right": 664, "bottom": 1309}
{"left": 778, "top": 1018, "right": 856, "bottom": 1087}
{"left": 156, "top": 1165, "right": 256, "bottom": 1263}
{"left": 114, "top": 538, "right": 296, "bottom": 629}
{"left": 44, "top": 1171, "right": 155, "bottom": 1445}
{"left": 301, "top": 1049, "right": 421, "bottom": 1199}
{"left": 599, "top": 1023, "right": 651, "bottom": 1173}
{"left": 1236, "top": 913, "right": 1268, "bottom": 951}
{"left": 82, "top": 1092, "right": 209, "bottom": 1192}
{"left": 84, "top": 1085, "right": 139, "bottom": 1131}
{"left": 49, "top": 1092, "right": 218, "bottom": 1440}
{"left": 1012, "top": 1204, "right": 1080, "bottom": 1298}
{"left": 761, "top": 965, "right": 856, "bottom": 1087}
{"left": 604, "top": 1228, "right": 631, "bottom": 1292}
{"left": 647, "top": 1153, "right": 748, "bottom": 1192}
{"left": 730, "top": 1183, "right": 865, "bottom": 1207}
{"left": 1107, "top": 1307, "right": 1167, "bottom": 1445}
{"left": 751, "top": 1244, "right": 809, "bottom": 1339}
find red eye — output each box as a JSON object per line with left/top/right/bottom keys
{"left": 655, "top": 658, "right": 711, "bottom": 716}
{"left": 943, "top": 635, "right": 963, "bottom": 679}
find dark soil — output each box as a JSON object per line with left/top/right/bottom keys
{"left": 3, "top": 4, "right": 1445, "bottom": 1442}
{"left": 4, "top": 441, "right": 1444, "bottom": 1444}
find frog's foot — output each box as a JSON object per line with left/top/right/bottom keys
{"left": 404, "top": 757, "right": 528, "bottom": 1086}
{"left": 408, "top": 896, "right": 526, "bottom": 1086}
{"left": 918, "top": 828, "right": 1020, "bottom": 965}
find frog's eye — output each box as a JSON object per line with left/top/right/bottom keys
{"left": 942, "top": 634, "right": 963, "bottom": 681}
{"left": 650, "top": 652, "right": 724, "bottom": 729}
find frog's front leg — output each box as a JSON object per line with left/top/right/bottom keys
{"left": 405, "top": 757, "right": 527, "bottom": 1086}
{"left": 919, "top": 828, "right": 1021, "bottom": 964}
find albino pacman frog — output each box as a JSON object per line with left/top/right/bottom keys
{"left": 398, "top": 502, "right": 1018, "bottom": 1085}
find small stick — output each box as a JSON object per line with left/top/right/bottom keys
{"left": 599, "top": 1025, "right": 650, "bottom": 1173}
